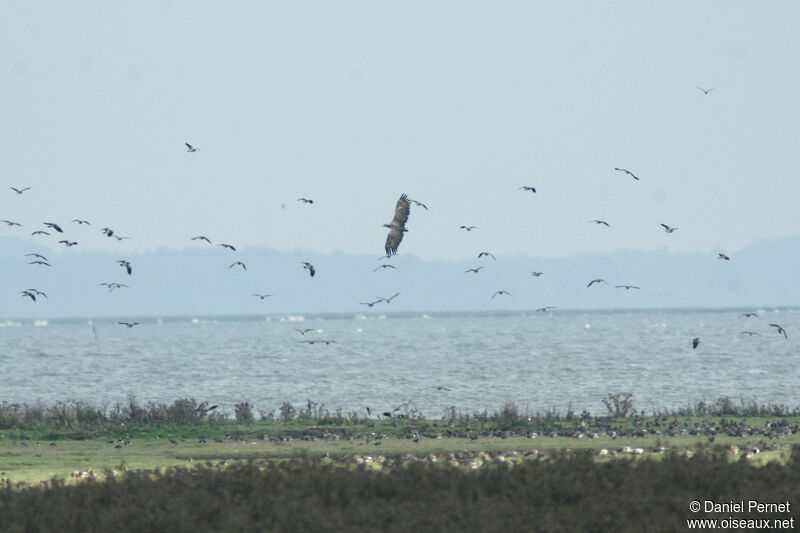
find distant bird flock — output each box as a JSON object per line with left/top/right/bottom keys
{"left": 3, "top": 118, "right": 791, "bottom": 347}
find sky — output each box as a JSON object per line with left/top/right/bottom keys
{"left": 2, "top": 2, "right": 799, "bottom": 263}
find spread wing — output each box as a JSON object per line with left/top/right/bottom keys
{"left": 384, "top": 194, "right": 410, "bottom": 256}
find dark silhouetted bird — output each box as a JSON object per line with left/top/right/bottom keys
{"left": 302, "top": 262, "right": 316, "bottom": 277}
{"left": 253, "top": 293, "right": 273, "bottom": 300}
{"left": 10, "top": 187, "right": 31, "bottom": 194}
{"left": 692, "top": 337, "right": 700, "bottom": 349}
{"left": 589, "top": 220, "right": 610, "bottom": 227}
{"left": 587, "top": 279, "right": 608, "bottom": 287}
{"left": 536, "top": 307, "right": 556, "bottom": 312}
{"left": 31, "top": 230, "right": 50, "bottom": 236}
{"left": 465, "top": 266, "right": 484, "bottom": 274}
{"left": 44, "top": 222, "right": 63, "bottom": 233}
{"left": 519, "top": 186, "right": 536, "bottom": 193}
{"left": 185, "top": 143, "right": 198, "bottom": 152}
{"left": 409, "top": 199, "right": 428, "bottom": 210}
{"left": 384, "top": 194, "right": 411, "bottom": 257}
{"left": 192, "top": 235, "right": 212, "bottom": 244}
{"left": 660, "top": 224, "right": 677, "bottom": 233}
{"left": 218, "top": 243, "right": 236, "bottom": 251}
{"left": 614, "top": 167, "right": 640, "bottom": 180}
{"left": 360, "top": 300, "right": 381, "bottom": 307}
{"left": 72, "top": 219, "right": 90, "bottom": 225}
{"left": 738, "top": 312, "right": 758, "bottom": 319}
{"left": 58, "top": 240, "right": 78, "bottom": 247}
{"left": 377, "top": 292, "right": 399, "bottom": 303}
{"left": 491, "top": 290, "right": 511, "bottom": 299}
{"left": 297, "top": 198, "right": 314, "bottom": 204}
{"left": 615, "top": 285, "right": 640, "bottom": 290}
{"left": 117, "top": 260, "right": 132, "bottom": 275}
{"left": 28, "top": 260, "right": 51, "bottom": 267}
{"left": 741, "top": 331, "right": 762, "bottom": 336}
{"left": 25, "top": 253, "right": 48, "bottom": 260}
{"left": 478, "top": 252, "right": 496, "bottom": 260}
{"left": 696, "top": 86, "right": 714, "bottom": 95}
{"left": 529, "top": 271, "right": 543, "bottom": 277}
{"left": 718, "top": 253, "right": 730, "bottom": 261}
{"left": 459, "top": 225, "right": 478, "bottom": 231}
{"left": 119, "top": 322, "right": 140, "bottom": 328}
{"left": 229, "top": 261, "right": 246, "bottom": 270}
{"left": 769, "top": 323, "right": 788, "bottom": 339}
{"left": 1, "top": 220, "right": 22, "bottom": 227}
{"left": 372, "top": 264, "right": 397, "bottom": 272}
{"left": 295, "top": 328, "right": 315, "bottom": 335}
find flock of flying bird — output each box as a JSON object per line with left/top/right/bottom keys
{"left": 6, "top": 121, "right": 791, "bottom": 348}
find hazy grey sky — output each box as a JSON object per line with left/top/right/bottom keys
{"left": 3, "top": 2, "right": 799, "bottom": 261}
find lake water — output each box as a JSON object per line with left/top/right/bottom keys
{"left": 1, "top": 308, "right": 797, "bottom": 418}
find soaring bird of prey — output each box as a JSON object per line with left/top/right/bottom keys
{"left": 589, "top": 220, "right": 610, "bottom": 227}
{"left": 117, "top": 260, "right": 132, "bottom": 275}
{"left": 58, "top": 240, "right": 78, "bottom": 247}
{"left": 372, "top": 264, "right": 397, "bottom": 272}
{"left": 119, "top": 322, "right": 140, "bottom": 327}
{"left": 192, "top": 235, "right": 212, "bottom": 244}
{"left": 696, "top": 86, "right": 714, "bottom": 95}
{"left": 614, "top": 167, "right": 640, "bottom": 180}
{"left": 302, "top": 262, "right": 316, "bottom": 277}
{"left": 10, "top": 187, "right": 31, "bottom": 194}
{"left": 383, "top": 193, "right": 411, "bottom": 257}
{"left": 519, "top": 186, "right": 536, "bottom": 193}
{"left": 253, "top": 293, "right": 273, "bottom": 300}
{"left": 529, "top": 271, "right": 544, "bottom": 277}
{"left": 459, "top": 225, "right": 478, "bottom": 231}
{"left": 718, "top": 253, "right": 731, "bottom": 261}
{"left": 491, "top": 290, "right": 511, "bottom": 299}
{"left": 409, "top": 199, "right": 428, "bottom": 210}
{"left": 295, "top": 328, "right": 315, "bottom": 335}
{"left": 377, "top": 292, "right": 399, "bottom": 304}
{"left": 478, "top": 252, "right": 496, "bottom": 260}
{"left": 738, "top": 312, "right": 759, "bottom": 319}
{"left": 660, "top": 224, "right": 678, "bottom": 233}
{"left": 769, "top": 323, "right": 788, "bottom": 339}
{"left": 587, "top": 279, "right": 608, "bottom": 287}
{"left": 692, "top": 337, "right": 700, "bottom": 349}
{"left": 72, "top": 219, "right": 90, "bottom": 225}
{"left": 297, "top": 198, "right": 314, "bottom": 204}
{"left": 44, "top": 222, "right": 63, "bottom": 233}
{"left": 465, "top": 266, "right": 484, "bottom": 274}
{"left": 185, "top": 143, "right": 198, "bottom": 152}
{"left": 229, "top": 261, "right": 246, "bottom": 270}
{"left": 536, "top": 306, "right": 556, "bottom": 312}
{"left": 1, "top": 220, "right": 22, "bottom": 227}
{"left": 218, "top": 243, "right": 236, "bottom": 251}
{"left": 615, "top": 285, "right": 640, "bottom": 290}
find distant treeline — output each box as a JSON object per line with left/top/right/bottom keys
{"left": 2, "top": 450, "right": 800, "bottom": 533}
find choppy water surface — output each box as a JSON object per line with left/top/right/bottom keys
{"left": 1, "top": 308, "right": 798, "bottom": 417}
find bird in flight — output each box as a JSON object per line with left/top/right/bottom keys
{"left": 102, "top": 227, "right": 114, "bottom": 237}
{"left": 615, "top": 285, "right": 640, "bottom": 290}
{"left": 409, "top": 199, "right": 428, "bottom": 210}
{"left": 529, "top": 271, "right": 543, "bottom": 277}
{"left": 217, "top": 243, "right": 236, "bottom": 251}
{"left": 660, "top": 224, "right": 678, "bottom": 233}
{"left": 535, "top": 306, "right": 556, "bottom": 312}
{"left": 192, "top": 236, "right": 212, "bottom": 244}
{"left": 297, "top": 198, "right": 314, "bottom": 204}
{"left": 360, "top": 300, "right": 382, "bottom": 307}
{"left": 58, "top": 240, "right": 78, "bottom": 247}
{"left": 44, "top": 222, "right": 63, "bottom": 233}
{"left": 295, "top": 328, "right": 315, "bottom": 335}
{"left": 692, "top": 337, "right": 700, "bottom": 349}
{"left": 229, "top": 261, "right": 246, "bottom": 270}
{"left": 28, "top": 260, "right": 51, "bottom": 267}
{"left": 10, "top": 187, "right": 31, "bottom": 194}
{"left": 113, "top": 235, "right": 130, "bottom": 241}
{"left": 384, "top": 194, "right": 411, "bottom": 257}
{"left": 1, "top": 220, "right": 22, "bottom": 227}
{"left": 465, "top": 266, "right": 484, "bottom": 274}
{"left": 21, "top": 289, "right": 46, "bottom": 301}
{"left": 117, "top": 260, "right": 132, "bottom": 275}
{"left": 119, "top": 322, "right": 140, "bottom": 328}
{"left": 459, "top": 225, "right": 478, "bottom": 231}
{"left": 31, "top": 230, "right": 49, "bottom": 235}
{"left": 478, "top": 252, "right": 496, "bottom": 260}
{"left": 372, "top": 264, "right": 397, "bottom": 272}
{"left": 72, "top": 219, "right": 90, "bottom": 225}
{"left": 589, "top": 220, "right": 610, "bottom": 227}
{"left": 301, "top": 340, "right": 336, "bottom": 345}
{"left": 614, "top": 167, "right": 640, "bottom": 180}
{"left": 302, "top": 262, "right": 316, "bottom": 277}
{"left": 99, "top": 282, "right": 129, "bottom": 292}
{"left": 519, "top": 186, "right": 536, "bottom": 193}
{"left": 587, "top": 279, "right": 608, "bottom": 287}
{"left": 740, "top": 331, "right": 762, "bottom": 336}
{"left": 769, "top": 323, "right": 788, "bottom": 339}
{"left": 718, "top": 253, "right": 731, "bottom": 261}
{"left": 185, "top": 143, "right": 198, "bottom": 152}
{"left": 377, "top": 292, "right": 400, "bottom": 304}
{"left": 435, "top": 386, "right": 451, "bottom": 391}
{"left": 491, "top": 290, "right": 511, "bottom": 299}
{"left": 252, "top": 293, "right": 273, "bottom": 300}
{"left": 738, "top": 312, "right": 759, "bottom": 319}
{"left": 25, "top": 253, "right": 48, "bottom": 260}
{"left": 696, "top": 87, "right": 714, "bottom": 95}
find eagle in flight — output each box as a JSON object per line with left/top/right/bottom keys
{"left": 383, "top": 193, "right": 411, "bottom": 257}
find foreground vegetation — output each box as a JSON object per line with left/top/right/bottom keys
{"left": 1, "top": 395, "right": 799, "bottom": 531}
{"left": 2, "top": 451, "right": 800, "bottom": 532}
